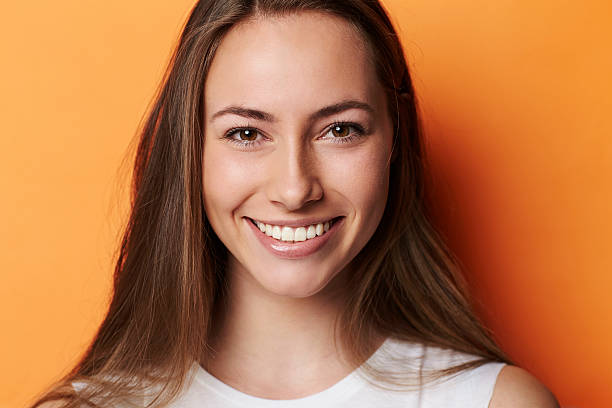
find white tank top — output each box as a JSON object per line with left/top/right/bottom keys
{"left": 164, "top": 338, "right": 506, "bottom": 408}
{"left": 74, "top": 338, "right": 506, "bottom": 407}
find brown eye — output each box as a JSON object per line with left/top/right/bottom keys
{"left": 238, "top": 129, "right": 258, "bottom": 141}
{"left": 331, "top": 125, "right": 350, "bottom": 138}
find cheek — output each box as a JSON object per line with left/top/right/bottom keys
{"left": 202, "top": 143, "right": 256, "bottom": 222}
{"left": 323, "top": 143, "right": 390, "bottom": 216}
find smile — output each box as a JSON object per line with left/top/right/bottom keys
{"left": 247, "top": 217, "right": 338, "bottom": 242}
{"left": 245, "top": 216, "right": 344, "bottom": 259}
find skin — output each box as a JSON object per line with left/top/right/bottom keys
{"left": 201, "top": 11, "right": 392, "bottom": 398}
{"left": 490, "top": 366, "right": 560, "bottom": 407}
{"left": 199, "top": 10, "right": 559, "bottom": 407}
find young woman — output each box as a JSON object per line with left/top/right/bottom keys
{"left": 33, "top": 1, "right": 559, "bottom": 407}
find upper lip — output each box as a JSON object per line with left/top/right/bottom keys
{"left": 246, "top": 216, "right": 341, "bottom": 228}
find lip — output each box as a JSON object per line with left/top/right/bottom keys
{"left": 245, "top": 216, "right": 344, "bottom": 259}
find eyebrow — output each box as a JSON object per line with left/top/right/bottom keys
{"left": 210, "top": 99, "right": 375, "bottom": 123}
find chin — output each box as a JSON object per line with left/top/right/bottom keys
{"left": 247, "top": 260, "right": 342, "bottom": 299}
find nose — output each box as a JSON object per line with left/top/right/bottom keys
{"left": 266, "top": 141, "right": 323, "bottom": 211}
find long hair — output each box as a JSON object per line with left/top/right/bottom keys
{"left": 31, "top": 1, "right": 512, "bottom": 407}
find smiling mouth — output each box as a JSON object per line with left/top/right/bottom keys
{"left": 246, "top": 217, "right": 341, "bottom": 243}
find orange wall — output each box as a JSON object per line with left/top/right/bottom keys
{"left": 0, "top": 1, "right": 609, "bottom": 407}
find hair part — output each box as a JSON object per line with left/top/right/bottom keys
{"left": 31, "top": 1, "right": 512, "bottom": 407}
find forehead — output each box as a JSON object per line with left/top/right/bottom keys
{"left": 204, "top": 11, "right": 382, "bottom": 120}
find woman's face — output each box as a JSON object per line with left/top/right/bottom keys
{"left": 202, "top": 11, "right": 393, "bottom": 298}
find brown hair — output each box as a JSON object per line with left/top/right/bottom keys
{"left": 31, "top": 0, "right": 512, "bottom": 407}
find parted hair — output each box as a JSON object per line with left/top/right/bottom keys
{"left": 31, "top": 1, "right": 512, "bottom": 407}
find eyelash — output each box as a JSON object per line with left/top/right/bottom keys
{"left": 222, "top": 121, "right": 366, "bottom": 149}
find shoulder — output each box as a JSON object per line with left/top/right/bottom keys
{"left": 489, "top": 365, "right": 560, "bottom": 408}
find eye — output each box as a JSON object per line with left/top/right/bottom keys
{"left": 227, "top": 128, "right": 261, "bottom": 142}
{"left": 321, "top": 122, "right": 366, "bottom": 144}
{"left": 223, "top": 127, "right": 268, "bottom": 149}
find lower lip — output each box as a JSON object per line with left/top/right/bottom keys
{"left": 245, "top": 217, "right": 344, "bottom": 259}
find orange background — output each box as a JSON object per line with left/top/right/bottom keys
{"left": 1, "top": 1, "right": 610, "bottom": 407}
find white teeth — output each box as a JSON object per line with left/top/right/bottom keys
{"left": 252, "top": 218, "right": 337, "bottom": 243}
{"left": 294, "top": 227, "right": 307, "bottom": 242}
{"left": 272, "top": 225, "right": 281, "bottom": 239}
{"left": 315, "top": 223, "right": 324, "bottom": 236}
{"left": 281, "top": 226, "right": 294, "bottom": 242}
{"left": 306, "top": 225, "right": 316, "bottom": 239}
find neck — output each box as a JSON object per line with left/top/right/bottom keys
{"left": 203, "top": 256, "right": 380, "bottom": 399}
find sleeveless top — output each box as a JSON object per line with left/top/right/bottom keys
{"left": 167, "top": 338, "right": 505, "bottom": 407}
{"left": 74, "top": 338, "right": 506, "bottom": 407}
